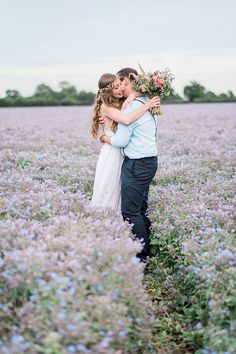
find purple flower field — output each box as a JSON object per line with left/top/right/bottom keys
{"left": 0, "top": 103, "right": 235, "bottom": 353}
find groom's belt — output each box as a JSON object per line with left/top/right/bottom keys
{"left": 124, "top": 155, "right": 157, "bottom": 161}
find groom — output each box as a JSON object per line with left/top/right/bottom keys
{"left": 100, "top": 67, "right": 159, "bottom": 261}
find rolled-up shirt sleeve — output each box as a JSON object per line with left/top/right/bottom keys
{"left": 110, "top": 124, "right": 133, "bottom": 148}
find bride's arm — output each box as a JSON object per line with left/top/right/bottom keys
{"left": 101, "top": 97, "right": 160, "bottom": 126}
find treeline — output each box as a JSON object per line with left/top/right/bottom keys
{"left": 163, "top": 81, "right": 236, "bottom": 104}
{"left": 0, "top": 81, "right": 95, "bottom": 107}
{"left": 0, "top": 80, "right": 235, "bottom": 107}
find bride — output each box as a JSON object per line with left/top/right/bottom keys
{"left": 90, "top": 73, "right": 159, "bottom": 211}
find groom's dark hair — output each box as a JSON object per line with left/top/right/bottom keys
{"left": 116, "top": 67, "right": 138, "bottom": 82}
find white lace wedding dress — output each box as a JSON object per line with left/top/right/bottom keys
{"left": 91, "top": 127, "right": 124, "bottom": 211}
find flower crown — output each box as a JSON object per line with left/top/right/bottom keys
{"left": 98, "top": 82, "right": 115, "bottom": 94}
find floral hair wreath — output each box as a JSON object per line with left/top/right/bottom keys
{"left": 98, "top": 82, "right": 115, "bottom": 94}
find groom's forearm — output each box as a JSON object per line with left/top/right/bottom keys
{"left": 101, "top": 133, "right": 129, "bottom": 147}
{"left": 100, "top": 125, "right": 132, "bottom": 147}
{"left": 110, "top": 127, "right": 132, "bottom": 148}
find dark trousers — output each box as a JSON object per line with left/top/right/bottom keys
{"left": 121, "top": 156, "right": 158, "bottom": 260}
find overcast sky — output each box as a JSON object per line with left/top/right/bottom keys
{"left": 0, "top": 0, "right": 235, "bottom": 96}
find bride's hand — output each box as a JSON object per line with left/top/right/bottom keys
{"left": 99, "top": 115, "right": 106, "bottom": 127}
{"left": 148, "top": 96, "right": 161, "bottom": 108}
{"left": 122, "top": 93, "right": 136, "bottom": 109}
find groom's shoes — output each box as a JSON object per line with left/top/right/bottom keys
{"left": 136, "top": 248, "right": 152, "bottom": 261}
{"left": 136, "top": 254, "right": 151, "bottom": 264}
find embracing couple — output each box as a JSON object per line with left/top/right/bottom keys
{"left": 90, "top": 67, "right": 160, "bottom": 262}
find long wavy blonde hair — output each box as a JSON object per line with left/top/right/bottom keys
{"left": 91, "top": 73, "right": 123, "bottom": 139}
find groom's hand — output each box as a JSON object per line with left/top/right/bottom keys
{"left": 100, "top": 133, "right": 106, "bottom": 143}
{"left": 100, "top": 126, "right": 107, "bottom": 143}
{"left": 100, "top": 133, "right": 111, "bottom": 145}
{"left": 149, "top": 96, "right": 161, "bottom": 108}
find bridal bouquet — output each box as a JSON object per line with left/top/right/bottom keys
{"left": 131, "top": 65, "right": 175, "bottom": 114}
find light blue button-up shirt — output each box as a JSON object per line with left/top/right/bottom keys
{"left": 110, "top": 97, "right": 157, "bottom": 159}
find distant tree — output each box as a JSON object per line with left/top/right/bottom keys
{"left": 227, "top": 90, "right": 235, "bottom": 99}
{"left": 162, "top": 88, "right": 184, "bottom": 103}
{"left": 77, "top": 90, "right": 95, "bottom": 105}
{"left": 199, "top": 90, "right": 218, "bottom": 102}
{"left": 58, "top": 81, "right": 71, "bottom": 90}
{"left": 34, "top": 84, "right": 55, "bottom": 97}
{"left": 3, "top": 89, "right": 25, "bottom": 106}
{"left": 6, "top": 89, "right": 21, "bottom": 98}
{"left": 219, "top": 93, "right": 228, "bottom": 100}
{"left": 184, "top": 81, "right": 206, "bottom": 102}
{"left": 85, "top": 91, "right": 96, "bottom": 104}
{"left": 57, "top": 81, "right": 78, "bottom": 101}
{"left": 32, "top": 84, "right": 56, "bottom": 105}
{"left": 205, "top": 91, "right": 217, "bottom": 98}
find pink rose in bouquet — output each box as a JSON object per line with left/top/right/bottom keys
{"left": 132, "top": 67, "right": 175, "bottom": 114}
